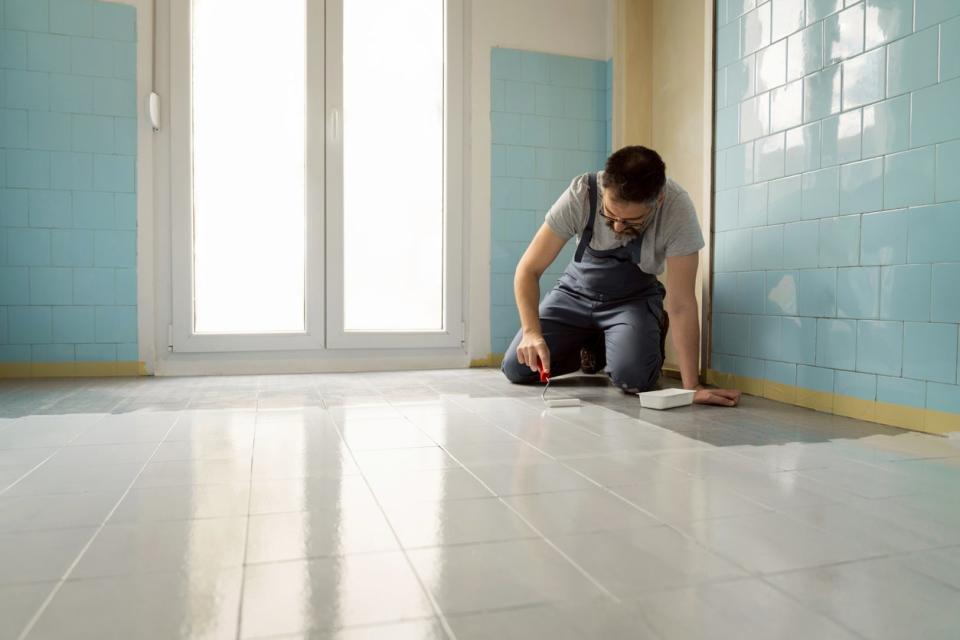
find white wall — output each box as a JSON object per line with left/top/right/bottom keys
{"left": 466, "top": 0, "right": 611, "bottom": 361}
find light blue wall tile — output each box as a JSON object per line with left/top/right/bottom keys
{"left": 819, "top": 215, "right": 860, "bottom": 267}
{"left": 824, "top": 3, "right": 864, "bottom": 65}
{"left": 802, "top": 167, "right": 839, "bottom": 219}
{"left": 807, "top": 0, "right": 844, "bottom": 24}
{"left": 491, "top": 49, "right": 522, "bottom": 81}
{"left": 534, "top": 148, "right": 566, "bottom": 181}
{"left": 783, "top": 220, "right": 820, "bottom": 268}
{"left": 0, "top": 345, "right": 32, "bottom": 362}
{"left": 880, "top": 264, "right": 931, "bottom": 321}
{"left": 799, "top": 268, "right": 837, "bottom": 316}
{"left": 839, "top": 158, "right": 883, "bottom": 214}
{"left": 0, "top": 266, "right": 29, "bottom": 304}
{"left": 739, "top": 183, "right": 768, "bottom": 227}
{"left": 28, "top": 189, "right": 70, "bottom": 227}
{"left": 32, "top": 343, "right": 74, "bottom": 362}
{"left": 772, "top": 0, "right": 805, "bottom": 42}
{"left": 857, "top": 320, "right": 902, "bottom": 375}
{"left": 865, "top": 0, "right": 914, "bottom": 48}
{"left": 490, "top": 304, "right": 519, "bottom": 340}
{"left": 71, "top": 114, "right": 114, "bottom": 153}
{"left": 1, "top": 108, "right": 29, "bottom": 148}
{"left": 860, "top": 209, "right": 906, "bottom": 265}
{"left": 715, "top": 188, "right": 740, "bottom": 231}
{"left": 770, "top": 79, "right": 804, "bottom": 132}
{"left": 712, "top": 353, "right": 737, "bottom": 374}
{"left": 735, "top": 356, "right": 766, "bottom": 379}
{"left": 755, "top": 132, "right": 785, "bottom": 181}
{"left": 114, "top": 193, "right": 135, "bottom": 230}
{"left": 520, "top": 115, "right": 549, "bottom": 147}
{"left": 817, "top": 318, "right": 857, "bottom": 369}
{"left": 491, "top": 112, "right": 521, "bottom": 144}
{"left": 915, "top": 0, "right": 960, "bottom": 30}
{"left": 931, "top": 263, "right": 960, "bottom": 322}
{"left": 520, "top": 51, "right": 550, "bottom": 84}
{"left": 726, "top": 56, "right": 758, "bottom": 105}
{"left": 504, "top": 146, "right": 535, "bottom": 178}
{"left": 887, "top": 27, "right": 939, "bottom": 97}
{"left": 768, "top": 175, "right": 803, "bottom": 224}
{"left": 742, "top": 2, "right": 772, "bottom": 56}
{"left": 116, "top": 343, "right": 137, "bottom": 361}
{"left": 926, "top": 381, "right": 960, "bottom": 414}
{"left": 49, "top": 73, "right": 92, "bottom": 113}
{"left": 728, "top": 228, "right": 754, "bottom": 271}
{"left": 884, "top": 147, "right": 935, "bottom": 208}
{"left": 490, "top": 79, "right": 505, "bottom": 111}
{"left": 803, "top": 64, "right": 841, "bottom": 122}
{"left": 766, "top": 270, "right": 800, "bottom": 315}
{"left": 534, "top": 85, "right": 565, "bottom": 117}
{"left": 93, "top": 2, "right": 136, "bottom": 42}
{"left": 6, "top": 149, "right": 50, "bottom": 188}
{"left": 72, "top": 267, "right": 113, "bottom": 305}
{"left": 50, "top": 0, "right": 93, "bottom": 37}
{"left": 52, "top": 305, "right": 93, "bottom": 343}
{"left": 740, "top": 93, "right": 770, "bottom": 142}
{"left": 787, "top": 22, "right": 823, "bottom": 81}
{"left": 5, "top": 0, "right": 49, "bottom": 31}
{"left": 70, "top": 38, "right": 114, "bottom": 78}
{"left": 820, "top": 109, "right": 861, "bottom": 167}
{"left": 94, "top": 305, "right": 136, "bottom": 343}
{"left": 5, "top": 70, "right": 49, "bottom": 110}
{"left": 907, "top": 202, "right": 960, "bottom": 263}
{"left": 935, "top": 140, "right": 960, "bottom": 203}
{"left": 862, "top": 95, "right": 909, "bottom": 159}
{"left": 836, "top": 370, "right": 877, "bottom": 400}
{"left": 717, "top": 20, "right": 741, "bottom": 67}
{"left": 0, "top": 189, "right": 29, "bottom": 226}
{"left": 752, "top": 225, "right": 784, "bottom": 269}
{"left": 720, "top": 314, "right": 751, "bottom": 356}
{"left": 28, "top": 109, "right": 70, "bottom": 151}
{"left": 750, "top": 314, "right": 781, "bottom": 359}
{"left": 841, "top": 47, "right": 885, "bottom": 110}
{"left": 943, "top": 17, "right": 960, "bottom": 81}
{"left": 76, "top": 343, "right": 115, "bottom": 361}
{"left": 548, "top": 117, "right": 578, "bottom": 149}
{"left": 798, "top": 364, "right": 835, "bottom": 392}
{"left": 93, "top": 76, "right": 136, "bottom": 115}
{"left": 7, "top": 306, "right": 52, "bottom": 344}
{"left": 781, "top": 316, "right": 817, "bottom": 363}
{"left": 757, "top": 40, "right": 786, "bottom": 93}
{"left": 715, "top": 272, "right": 738, "bottom": 313}
{"left": 837, "top": 266, "right": 880, "bottom": 318}
{"left": 51, "top": 151, "right": 92, "bottom": 190}
{"left": 491, "top": 144, "right": 506, "bottom": 177}
{"left": 766, "top": 360, "right": 797, "bottom": 385}
{"left": 504, "top": 81, "right": 535, "bottom": 114}
{"left": 491, "top": 210, "right": 536, "bottom": 242}
{"left": 785, "top": 122, "right": 821, "bottom": 174}
{"left": 29, "top": 266, "right": 71, "bottom": 304}
{"left": 72, "top": 190, "right": 113, "bottom": 228}
{"left": 114, "top": 116, "right": 135, "bottom": 156}
{"left": 911, "top": 77, "right": 960, "bottom": 147}
{"left": 729, "top": 0, "right": 759, "bottom": 21}
{"left": 7, "top": 227, "right": 49, "bottom": 265}
{"left": 1, "top": 29, "right": 28, "bottom": 69}
{"left": 903, "top": 322, "right": 958, "bottom": 383}
{"left": 726, "top": 142, "right": 755, "bottom": 187}
{"left": 27, "top": 32, "right": 70, "bottom": 74}
{"left": 877, "top": 375, "right": 926, "bottom": 408}
{"left": 737, "top": 271, "right": 767, "bottom": 314}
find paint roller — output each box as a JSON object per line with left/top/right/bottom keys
{"left": 538, "top": 360, "right": 581, "bottom": 408}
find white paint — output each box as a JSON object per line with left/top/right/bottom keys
{"left": 466, "top": 0, "right": 610, "bottom": 361}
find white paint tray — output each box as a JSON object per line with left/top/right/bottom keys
{"left": 637, "top": 388, "right": 695, "bottom": 410}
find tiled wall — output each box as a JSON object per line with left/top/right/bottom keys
{"left": 712, "top": 0, "right": 960, "bottom": 427}
{"left": 0, "top": 0, "right": 138, "bottom": 373}
{"left": 490, "top": 48, "right": 611, "bottom": 354}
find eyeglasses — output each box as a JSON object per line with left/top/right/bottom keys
{"left": 599, "top": 209, "right": 651, "bottom": 230}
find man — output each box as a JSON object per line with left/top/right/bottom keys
{"left": 501, "top": 145, "right": 741, "bottom": 407}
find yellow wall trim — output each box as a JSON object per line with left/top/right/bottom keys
{"left": 470, "top": 353, "right": 504, "bottom": 368}
{"left": 0, "top": 362, "right": 147, "bottom": 379}
{"left": 706, "top": 369, "right": 959, "bottom": 436}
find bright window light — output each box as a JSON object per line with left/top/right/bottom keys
{"left": 192, "top": 0, "right": 306, "bottom": 334}
{"left": 342, "top": 0, "right": 445, "bottom": 332}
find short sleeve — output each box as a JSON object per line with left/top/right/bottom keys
{"left": 663, "top": 189, "right": 705, "bottom": 257}
{"left": 544, "top": 174, "right": 590, "bottom": 241}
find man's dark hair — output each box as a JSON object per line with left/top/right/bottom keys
{"left": 601, "top": 146, "right": 666, "bottom": 204}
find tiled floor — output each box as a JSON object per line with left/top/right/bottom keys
{"left": 1, "top": 368, "right": 959, "bottom": 639}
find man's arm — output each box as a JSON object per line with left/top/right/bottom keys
{"left": 664, "top": 253, "right": 741, "bottom": 406}
{"left": 513, "top": 223, "right": 568, "bottom": 373}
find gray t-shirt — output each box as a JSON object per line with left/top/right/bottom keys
{"left": 545, "top": 172, "right": 705, "bottom": 275}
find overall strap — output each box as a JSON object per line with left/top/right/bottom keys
{"left": 573, "top": 172, "right": 598, "bottom": 263}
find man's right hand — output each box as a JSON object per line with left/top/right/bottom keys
{"left": 516, "top": 332, "right": 550, "bottom": 375}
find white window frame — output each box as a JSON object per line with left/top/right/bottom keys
{"left": 168, "top": 0, "right": 463, "bottom": 354}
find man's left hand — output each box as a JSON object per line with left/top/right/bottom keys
{"left": 692, "top": 386, "right": 741, "bottom": 407}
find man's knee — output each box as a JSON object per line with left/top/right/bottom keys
{"left": 607, "top": 356, "right": 662, "bottom": 392}
{"left": 501, "top": 351, "right": 538, "bottom": 384}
